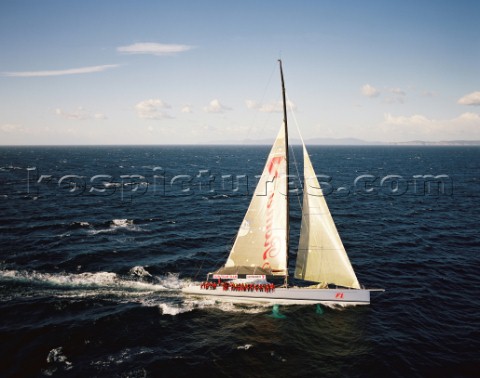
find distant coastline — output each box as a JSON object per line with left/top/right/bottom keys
{"left": 386, "top": 140, "right": 480, "bottom": 146}
{"left": 210, "top": 137, "right": 480, "bottom": 146}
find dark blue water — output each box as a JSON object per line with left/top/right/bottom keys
{"left": 0, "top": 146, "right": 479, "bottom": 377}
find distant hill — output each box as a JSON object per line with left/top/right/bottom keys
{"left": 211, "top": 137, "right": 381, "bottom": 145}
{"left": 388, "top": 140, "right": 480, "bottom": 146}
{"left": 306, "top": 137, "right": 382, "bottom": 145}
{"left": 209, "top": 138, "right": 480, "bottom": 146}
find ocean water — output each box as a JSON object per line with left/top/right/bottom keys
{"left": 0, "top": 145, "right": 478, "bottom": 377}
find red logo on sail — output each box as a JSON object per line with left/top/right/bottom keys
{"left": 262, "top": 156, "right": 283, "bottom": 269}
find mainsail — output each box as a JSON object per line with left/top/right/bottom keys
{"left": 218, "top": 126, "right": 288, "bottom": 276}
{"left": 294, "top": 145, "right": 361, "bottom": 289}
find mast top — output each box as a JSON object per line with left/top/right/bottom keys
{"left": 278, "top": 60, "right": 287, "bottom": 129}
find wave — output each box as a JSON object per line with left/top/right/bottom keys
{"left": 152, "top": 297, "right": 272, "bottom": 316}
{"left": 87, "top": 219, "right": 142, "bottom": 235}
{"left": 112, "top": 219, "right": 132, "bottom": 227}
{"left": 129, "top": 265, "right": 152, "bottom": 279}
{"left": 0, "top": 268, "right": 284, "bottom": 316}
{"left": 69, "top": 221, "right": 91, "bottom": 229}
{"left": 157, "top": 301, "right": 198, "bottom": 315}
{"left": 159, "top": 296, "right": 266, "bottom": 315}
{"left": 201, "top": 194, "right": 230, "bottom": 200}
{"left": 0, "top": 268, "right": 178, "bottom": 292}
{"left": 44, "top": 346, "right": 73, "bottom": 375}
{"left": 0, "top": 165, "right": 25, "bottom": 170}
{"left": 237, "top": 344, "right": 253, "bottom": 350}
{"left": 103, "top": 182, "right": 122, "bottom": 188}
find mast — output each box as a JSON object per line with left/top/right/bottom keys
{"left": 278, "top": 59, "right": 290, "bottom": 287}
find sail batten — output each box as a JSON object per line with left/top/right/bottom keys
{"left": 294, "top": 145, "right": 361, "bottom": 289}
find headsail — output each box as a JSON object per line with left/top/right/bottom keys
{"left": 217, "top": 126, "right": 288, "bottom": 276}
{"left": 294, "top": 145, "right": 360, "bottom": 289}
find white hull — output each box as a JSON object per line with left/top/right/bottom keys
{"left": 182, "top": 285, "right": 370, "bottom": 306}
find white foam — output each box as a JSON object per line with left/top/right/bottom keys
{"left": 129, "top": 266, "right": 152, "bottom": 278}
{"left": 237, "top": 344, "right": 253, "bottom": 350}
{"left": 158, "top": 302, "right": 194, "bottom": 316}
{"left": 1, "top": 269, "right": 116, "bottom": 286}
{"left": 0, "top": 269, "right": 169, "bottom": 293}
{"left": 88, "top": 218, "right": 141, "bottom": 235}
{"left": 46, "top": 347, "right": 70, "bottom": 364}
{"left": 112, "top": 219, "right": 132, "bottom": 227}
{"left": 134, "top": 295, "right": 233, "bottom": 316}
{"left": 214, "top": 301, "right": 271, "bottom": 314}
{"left": 70, "top": 221, "right": 91, "bottom": 227}
{"left": 87, "top": 228, "right": 113, "bottom": 235}
{"left": 44, "top": 346, "right": 73, "bottom": 375}
{"left": 103, "top": 182, "right": 121, "bottom": 188}
{"left": 155, "top": 296, "right": 271, "bottom": 316}
{"left": 0, "top": 269, "right": 344, "bottom": 314}
{"left": 155, "top": 272, "right": 186, "bottom": 290}
{"left": 90, "top": 347, "right": 152, "bottom": 369}
{"left": 1, "top": 165, "right": 23, "bottom": 170}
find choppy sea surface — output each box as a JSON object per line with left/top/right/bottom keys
{"left": 0, "top": 145, "right": 479, "bottom": 377}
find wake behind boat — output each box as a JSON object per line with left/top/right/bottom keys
{"left": 182, "top": 60, "right": 382, "bottom": 306}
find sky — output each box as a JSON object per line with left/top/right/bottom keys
{"left": 1, "top": 0, "right": 479, "bottom": 145}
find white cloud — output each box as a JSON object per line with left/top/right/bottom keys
{"left": 117, "top": 42, "right": 194, "bottom": 56}
{"left": 456, "top": 112, "right": 480, "bottom": 122}
{"left": 382, "top": 112, "right": 480, "bottom": 139}
{"left": 204, "top": 99, "right": 231, "bottom": 113}
{"left": 384, "top": 113, "right": 430, "bottom": 126}
{"left": 2, "top": 64, "right": 119, "bottom": 77}
{"left": 1, "top": 123, "right": 23, "bottom": 133}
{"left": 55, "top": 107, "right": 107, "bottom": 121}
{"left": 181, "top": 104, "right": 193, "bottom": 113}
{"left": 361, "top": 84, "right": 380, "bottom": 98}
{"left": 361, "top": 85, "right": 405, "bottom": 103}
{"left": 245, "top": 99, "right": 296, "bottom": 113}
{"left": 245, "top": 100, "right": 259, "bottom": 109}
{"left": 135, "top": 99, "right": 173, "bottom": 119}
{"left": 457, "top": 91, "right": 480, "bottom": 106}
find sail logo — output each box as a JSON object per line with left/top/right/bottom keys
{"left": 262, "top": 156, "right": 284, "bottom": 270}
{"left": 335, "top": 292, "right": 344, "bottom": 299}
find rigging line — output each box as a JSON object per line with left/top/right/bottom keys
{"left": 193, "top": 232, "right": 237, "bottom": 280}
{"left": 193, "top": 245, "right": 230, "bottom": 281}
{"left": 286, "top": 92, "right": 306, "bottom": 147}
{"left": 193, "top": 254, "right": 207, "bottom": 281}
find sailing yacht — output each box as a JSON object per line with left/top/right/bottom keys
{"left": 182, "top": 60, "right": 381, "bottom": 305}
